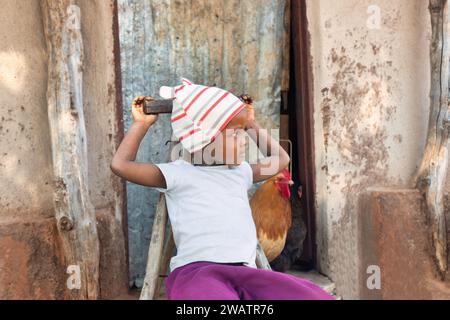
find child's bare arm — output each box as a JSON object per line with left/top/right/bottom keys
{"left": 245, "top": 106, "right": 290, "bottom": 183}
{"left": 110, "top": 96, "right": 167, "bottom": 188}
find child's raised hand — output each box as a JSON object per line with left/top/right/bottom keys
{"left": 131, "top": 96, "right": 158, "bottom": 127}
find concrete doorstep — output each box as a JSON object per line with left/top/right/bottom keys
{"left": 285, "top": 269, "right": 341, "bottom": 299}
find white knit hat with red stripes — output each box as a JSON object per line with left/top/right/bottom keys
{"left": 159, "top": 77, "right": 246, "bottom": 154}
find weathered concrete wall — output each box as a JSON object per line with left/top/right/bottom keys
{"left": 306, "top": 0, "right": 432, "bottom": 298}
{"left": 359, "top": 189, "right": 450, "bottom": 299}
{"left": 0, "top": 0, "right": 61, "bottom": 299}
{"left": 118, "top": 0, "right": 288, "bottom": 286}
{"left": 0, "top": 0, "right": 53, "bottom": 223}
{"left": 0, "top": 0, "right": 128, "bottom": 299}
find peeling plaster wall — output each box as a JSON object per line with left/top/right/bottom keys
{"left": 0, "top": 0, "right": 53, "bottom": 222}
{"left": 306, "top": 0, "right": 431, "bottom": 298}
{"left": 0, "top": 0, "right": 128, "bottom": 299}
{"left": 118, "top": 0, "right": 288, "bottom": 286}
{"left": 0, "top": 0, "right": 65, "bottom": 299}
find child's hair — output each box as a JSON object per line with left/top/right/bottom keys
{"left": 238, "top": 94, "right": 253, "bottom": 105}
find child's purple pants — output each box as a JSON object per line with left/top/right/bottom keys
{"left": 164, "top": 261, "right": 335, "bottom": 300}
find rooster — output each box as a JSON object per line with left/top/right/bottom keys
{"left": 270, "top": 180, "right": 307, "bottom": 272}
{"left": 250, "top": 168, "right": 294, "bottom": 262}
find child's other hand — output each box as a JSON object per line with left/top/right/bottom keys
{"left": 131, "top": 96, "right": 158, "bottom": 127}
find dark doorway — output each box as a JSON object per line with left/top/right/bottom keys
{"left": 287, "top": 0, "right": 317, "bottom": 269}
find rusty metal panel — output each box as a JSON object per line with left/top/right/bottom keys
{"left": 118, "top": 0, "right": 289, "bottom": 286}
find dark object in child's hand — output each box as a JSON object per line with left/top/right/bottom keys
{"left": 143, "top": 99, "right": 174, "bottom": 114}
{"left": 143, "top": 93, "right": 253, "bottom": 115}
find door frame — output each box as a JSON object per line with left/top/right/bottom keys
{"left": 290, "top": 0, "right": 317, "bottom": 268}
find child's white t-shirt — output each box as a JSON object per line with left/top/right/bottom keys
{"left": 154, "top": 158, "right": 258, "bottom": 273}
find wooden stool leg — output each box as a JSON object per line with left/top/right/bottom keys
{"left": 155, "top": 227, "right": 175, "bottom": 299}
{"left": 140, "top": 193, "right": 168, "bottom": 300}
{"left": 256, "top": 241, "right": 272, "bottom": 270}
{"left": 140, "top": 139, "right": 177, "bottom": 300}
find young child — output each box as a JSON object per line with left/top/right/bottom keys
{"left": 111, "top": 77, "right": 335, "bottom": 300}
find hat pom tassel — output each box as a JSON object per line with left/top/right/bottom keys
{"left": 159, "top": 86, "right": 174, "bottom": 99}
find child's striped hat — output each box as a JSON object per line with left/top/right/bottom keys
{"left": 159, "top": 77, "right": 246, "bottom": 154}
